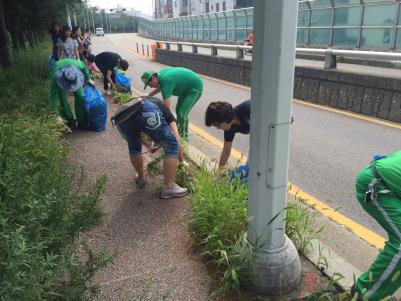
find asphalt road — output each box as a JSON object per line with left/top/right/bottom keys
{"left": 92, "top": 33, "right": 401, "bottom": 238}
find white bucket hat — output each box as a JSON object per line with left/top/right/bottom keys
{"left": 55, "top": 65, "right": 84, "bottom": 92}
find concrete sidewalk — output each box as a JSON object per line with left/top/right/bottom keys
{"left": 68, "top": 96, "right": 211, "bottom": 300}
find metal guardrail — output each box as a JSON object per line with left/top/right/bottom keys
{"left": 156, "top": 40, "right": 252, "bottom": 59}
{"left": 156, "top": 40, "right": 401, "bottom": 69}
{"left": 141, "top": 1, "right": 401, "bottom": 51}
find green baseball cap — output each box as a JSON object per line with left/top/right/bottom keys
{"left": 141, "top": 71, "right": 154, "bottom": 90}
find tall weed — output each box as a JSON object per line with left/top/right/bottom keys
{"left": 0, "top": 40, "right": 51, "bottom": 114}
{"left": 189, "top": 166, "right": 320, "bottom": 296}
{"left": 189, "top": 167, "right": 252, "bottom": 295}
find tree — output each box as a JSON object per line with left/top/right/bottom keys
{"left": 0, "top": 0, "right": 83, "bottom": 68}
{"left": 0, "top": 0, "right": 11, "bottom": 67}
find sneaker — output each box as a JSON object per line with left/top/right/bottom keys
{"left": 178, "top": 160, "right": 189, "bottom": 168}
{"left": 160, "top": 183, "right": 188, "bottom": 199}
{"left": 105, "top": 90, "right": 112, "bottom": 96}
{"left": 135, "top": 174, "right": 148, "bottom": 188}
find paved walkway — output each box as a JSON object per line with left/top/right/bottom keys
{"left": 68, "top": 94, "right": 211, "bottom": 301}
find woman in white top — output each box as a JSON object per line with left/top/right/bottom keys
{"left": 72, "top": 26, "right": 84, "bottom": 60}
{"left": 57, "top": 25, "right": 79, "bottom": 60}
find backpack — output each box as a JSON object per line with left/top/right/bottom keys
{"left": 110, "top": 97, "right": 144, "bottom": 126}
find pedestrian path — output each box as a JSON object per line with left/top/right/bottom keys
{"left": 67, "top": 94, "right": 211, "bottom": 300}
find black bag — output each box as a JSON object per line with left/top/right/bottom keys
{"left": 110, "top": 97, "right": 144, "bottom": 126}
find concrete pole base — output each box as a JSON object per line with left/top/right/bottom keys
{"left": 251, "top": 235, "right": 301, "bottom": 296}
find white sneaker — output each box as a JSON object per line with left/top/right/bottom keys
{"left": 178, "top": 160, "right": 189, "bottom": 168}
{"left": 160, "top": 183, "right": 188, "bottom": 199}
{"left": 105, "top": 90, "right": 112, "bottom": 96}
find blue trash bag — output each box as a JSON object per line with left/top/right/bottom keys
{"left": 83, "top": 85, "right": 107, "bottom": 132}
{"left": 114, "top": 71, "right": 132, "bottom": 93}
{"left": 229, "top": 164, "right": 249, "bottom": 184}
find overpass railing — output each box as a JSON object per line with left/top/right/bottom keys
{"left": 155, "top": 40, "right": 401, "bottom": 69}
{"left": 140, "top": 0, "right": 401, "bottom": 52}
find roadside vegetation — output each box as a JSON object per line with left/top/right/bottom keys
{"left": 188, "top": 166, "right": 325, "bottom": 296}
{"left": 0, "top": 41, "right": 111, "bottom": 300}
{"left": 112, "top": 91, "right": 133, "bottom": 105}
{"left": 144, "top": 153, "right": 333, "bottom": 298}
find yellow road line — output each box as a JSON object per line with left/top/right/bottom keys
{"left": 288, "top": 184, "right": 385, "bottom": 249}
{"left": 190, "top": 120, "right": 386, "bottom": 249}
{"left": 132, "top": 86, "right": 385, "bottom": 249}
{"left": 199, "top": 74, "right": 252, "bottom": 90}
{"left": 293, "top": 99, "right": 401, "bottom": 131}
{"left": 126, "top": 41, "right": 388, "bottom": 250}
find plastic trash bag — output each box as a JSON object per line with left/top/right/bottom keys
{"left": 229, "top": 164, "right": 249, "bottom": 184}
{"left": 83, "top": 85, "right": 107, "bottom": 132}
{"left": 114, "top": 71, "right": 132, "bottom": 93}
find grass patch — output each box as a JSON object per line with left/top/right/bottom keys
{"left": 189, "top": 166, "right": 323, "bottom": 296}
{"left": 0, "top": 41, "right": 51, "bottom": 114}
{"left": 147, "top": 153, "right": 164, "bottom": 175}
{"left": 113, "top": 91, "right": 133, "bottom": 105}
{"left": 176, "top": 163, "right": 196, "bottom": 191}
{"left": 0, "top": 41, "right": 112, "bottom": 300}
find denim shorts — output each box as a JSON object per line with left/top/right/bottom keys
{"left": 117, "top": 100, "right": 179, "bottom": 157}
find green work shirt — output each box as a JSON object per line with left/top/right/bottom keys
{"left": 375, "top": 150, "right": 401, "bottom": 197}
{"left": 157, "top": 67, "right": 202, "bottom": 100}
{"left": 51, "top": 58, "right": 91, "bottom": 81}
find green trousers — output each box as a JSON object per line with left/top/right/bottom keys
{"left": 50, "top": 80, "right": 86, "bottom": 124}
{"left": 176, "top": 85, "right": 202, "bottom": 141}
{"left": 355, "top": 166, "right": 401, "bottom": 300}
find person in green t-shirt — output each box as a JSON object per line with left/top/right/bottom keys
{"left": 352, "top": 150, "right": 401, "bottom": 300}
{"left": 50, "top": 58, "right": 95, "bottom": 129}
{"left": 141, "top": 67, "right": 203, "bottom": 141}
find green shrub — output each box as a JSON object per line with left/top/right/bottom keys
{"left": 189, "top": 166, "right": 320, "bottom": 296}
{"left": 0, "top": 41, "right": 112, "bottom": 300}
{"left": 0, "top": 114, "right": 110, "bottom": 300}
{"left": 0, "top": 41, "right": 51, "bottom": 114}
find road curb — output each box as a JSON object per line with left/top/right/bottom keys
{"left": 185, "top": 139, "right": 360, "bottom": 291}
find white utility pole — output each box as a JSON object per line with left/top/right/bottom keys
{"left": 66, "top": 2, "right": 72, "bottom": 28}
{"left": 248, "top": 0, "right": 301, "bottom": 295}
{"left": 85, "top": 1, "right": 91, "bottom": 32}
{"left": 100, "top": 10, "right": 103, "bottom": 30}
{"left": 73, "top": 10, "right": 77, "bottom": 26}
{"left": 91, "top": 8, "right": 95, "bottom": 33}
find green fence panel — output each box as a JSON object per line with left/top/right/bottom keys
{"left": 137, "top": 0, "right": 401, "bottom": 50}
